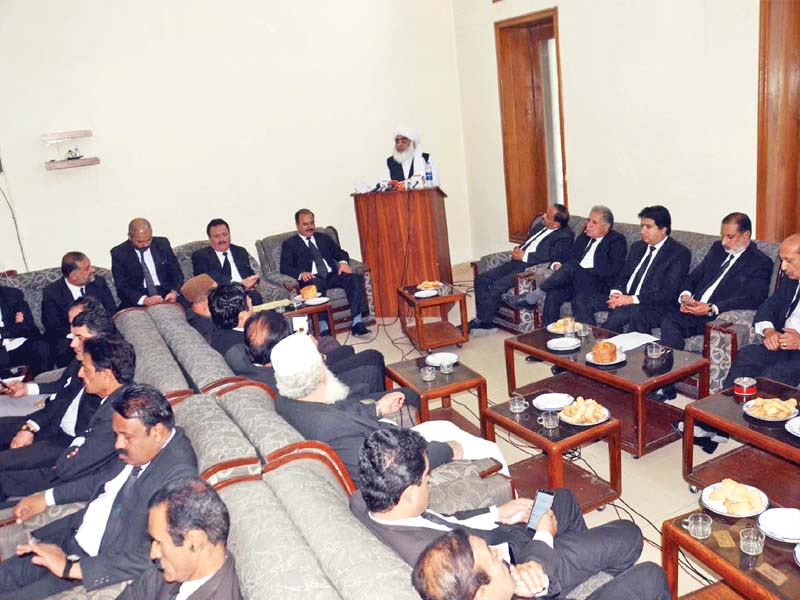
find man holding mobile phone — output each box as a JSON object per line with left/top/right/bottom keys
{"left": 351, "top": 429, "right": 668, "bottom": 599}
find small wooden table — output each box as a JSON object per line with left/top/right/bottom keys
{"left": 662, "top": 510, "right": 799, "bottom": 599}
{"left": 682, "top": 378, "right": 800, "bottom": 507}
{"left": 481, "top": 374, "right": 621, "bottom": 513}
{"left": 384, "top": 358, "right": 487, "bottom": 431}
{"left": 505, "top": 326, "right": 710, "bottom": 457}
{"left": 397, "top": 284, "right": 468, "bottom": 352}
{"left": 282, "top": 301, "right": 335, "bottom": 337}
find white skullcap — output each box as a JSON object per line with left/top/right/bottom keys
{"left": 394, "top": 127, "right": 420, "bottom": 145}
{"left": 270, "top": 333, "right": 323, "bottom": 379}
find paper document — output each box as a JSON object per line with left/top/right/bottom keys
{"left": 606, "top": 332, "right": 659, "bottom": 352}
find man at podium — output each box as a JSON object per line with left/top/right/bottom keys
{"left": 382, "top": 127, "right": 439, "bottom": 186}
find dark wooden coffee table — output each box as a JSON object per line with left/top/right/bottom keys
{"left": 505, "top": 326, "right": 710, "bottom": 457}
{"left": 682, "top": 378, "right": 800, "bottom": 508}
{"left": 397, "top": 284, "right": 468, "bottom": 352}
{"left": 481, "top": 374, "right": 621, "bottom": 512}
{"left": 662, "top": 510, "right": 800, "bottom": 599}
{"left": 385, "top": 358, "right": 487, "bottom": 431}
{"left": 281, "top": 301, "right": 335, "bottom": 337}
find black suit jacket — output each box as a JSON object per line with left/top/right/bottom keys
{"left": 224, "top": 343, "right": 278, "bottom": 392}
{"left": 110, "top": 237, "right": 184, "bottom": 308}
{"left": 36, "top": 427, "right": 198, "bottom": 591}
{"left": 210, "top": 328, "right": 243, "bottom": 357}
{"left": 26, "top": 360, "right": 99, "bottom": 438}
{"left": 274, "top": 394, "right": 453, "bottom": 487}
{"left": 612, "top": 237, "right": 691, "bottom": 307}
{"left": 191, "top": 244, "right": 255, "bottom": 285}
{"left": 522, "top": 223, "right": 575, "bottom": 266}
{"left": 0, "top": 285, "right": 40, "bottom": 339}
{"left": 279, "top": 233, "right": 350, "bottom": 280}
{"left": 753, "top": 278, "right": 800, "bottom": 332}
{"left": 117, "top": 553, "right": 242, "bottom": 600}
{"left": 683, "top": 241, "right": 773, "bottom": 313}
{"left": 41, "top": 277, "right": 116, "bottom": 339}
{"left": 563, "top": 230, "right": 628, "bottom": 292}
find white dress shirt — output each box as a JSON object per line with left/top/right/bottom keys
{"left": 176, "top": 571, "right": 216, "bottom": 600}
{"left": 579, "top": 235, "right": 605, "bottom": 269}
{"left": 611, "top": 237, "right": 668, "bottom": 303}
{"left": 136, "top": 246, "right": 162, "bottom": 306}
{"left": 215, "top": 249, "right": 242, "bottom": 282}
{"left": 678, "top": 246, "right": 745, "bottom": 307}
{"left": 298, "top": 234, "right": 342, "bottom": 276}
{"left": 65, "top": 280, "right": 85, "bottom": 301}
{"left": 0, "top": 306, "right": 26, "bottom": 350}
{"left": 521, "top": 228, "right": 555, "bottom": 262}
{"left": 755, "top": 283, "right": 800, "bottom": 336}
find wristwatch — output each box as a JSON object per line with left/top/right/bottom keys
{"left": 20, "top": 422, "right": 38, "bottom": 434}
{"left": 62, "top": 557, "right": 79, "bottom": 578}
{"left": 707, "top": 305, "right": 717, "bottom": 317}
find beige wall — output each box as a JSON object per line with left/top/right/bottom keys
{"left": 454, "top": 0, "right": 760, "bottom": 258}
{"left": 0, "top": 0, "right": 471, "bottom": 272}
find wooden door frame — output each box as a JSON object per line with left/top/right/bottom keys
{"left": 495, "top": 8, "right": 568, "bottom": 243}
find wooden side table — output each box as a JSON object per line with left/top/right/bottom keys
{"left": 385, "top": 358, "right": 487, "bottom": 432}
{"left": 281, "top": 301, "right": 335, "bottom": 337}
{"left": 397, "top": 284, "right": 468, "bottom": 352}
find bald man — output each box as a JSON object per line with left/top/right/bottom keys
{"left": 110, "top": 218, "right": 184, "bottom": 308}
{"left": 725, "top": 233, "right": 800, "bottom": 388}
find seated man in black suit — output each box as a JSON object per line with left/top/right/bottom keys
{"left": 271, "top": 334, "right": 508, "bottom": 487}
{"left": 207, "top": 283, "right": 252, "bottom": 356}
{"left": 180, "top": 274, "right": 217, "bottom": 343}
{"left": 225, "top": 310, "right": 385, "bottom": 395}
{"left": 0, "top": 301, "right": 114, "bottom": 479}
{"left": 111, "top": 218, "right": 184, "bottom": 308}
{"left": 280, "top": 208, "right": 370, "bottom": 336}
{"left": 117, "top": 477, "right": 242, "bottom": 600}
{"left": 724, "top": 233, "right": 800, "bottom": 389}
{"left": 0, "top": 384, "right": 198, "bottom": 600}
{"left": 603, "top": 205, "right": 691, "bottom": 335}
{"left": 504, "top": 206, "right": 628, "bottom": 326}
{"left": 470, "top": 204, "right": 573, "bottom": 332}
{"left": 655, "top": 213, "right": 772, "bottom": 403}
{"left": 42, "top": 251, "right": 117, "bottom": 368}
{"left": 2, "top": 335, "right": 134, "bottom": 502}
{"left": 353, "top": 428, "right": 669, "bottom": 600}
{"left": 191, "top": 218, "right": 262, "bottom": 305}
{"left": 0, "top": 284, "right": 49, "bottom": 376}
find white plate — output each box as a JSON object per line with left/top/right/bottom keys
{"left": 758, "top": 508, "right": 800, "bottom": 543}
{"left": 546, "top": 338, "right": 581, "bottom": 352}
{"left": 743, "top": 399, "right": 799, "bottom": 422}
{"left": 414, "top": 289, "right": 439, "bottom": 299}
{"left": 532, "top": 393, "right": 574, "bottom": 411}
{"left": 558, "top": 405, "right": 610, "bottom": 427}
{"left": 304, "top": 296, "right": 330, "bottom": 306}
{"left": 585, "top": 351, "right": 626, "bottom": 366}
{"left": 426, "top": 352, "right": 459, "bottom": 367}
{"left": 785, "top": 416, "right": 800, "bottom": 438}
{"left": 701, "top": 482, "right": 768, "bottom": 518}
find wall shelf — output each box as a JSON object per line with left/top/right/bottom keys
{"left": 45, "top": 157, "right": 100, "bottom": 170}
{"left": 41, "top": 130, "right": 93, "bottom": 144}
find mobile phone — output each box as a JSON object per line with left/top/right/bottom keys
{"left": 526, "top": 489, "right": 555, "bottom": 530}
{"left": 680, "top": 297, "right": 695, "bottom": 305}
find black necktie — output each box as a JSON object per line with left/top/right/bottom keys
{"left": 520, "top": 227, "right": 547, "bottom": 251}
{"left": 102, "top": 466, "right": 142, "bottom": 543}
{"left": 79, "top": 287, "right": 85, "bottom": 297}
{"left": 306, "top": 237, "right": 329, "bottom": 279}
{"left": 580, "top": 238, "right": 597, "bottom": 261}
{"left": 115, "top": 466, "right": 142, "bottom": 507}
{"left": 627, "top": 246, "right": 656, "bottom": 295}
{"left": 695, "top": 253, "right": 733, "bottom": 300}
{"left": 786, "top": 285, "right": 800, "bottom": 320}
{"left": 137, "top": 249, "right": 159, "bottom": 296}
{"left": 221, "top": 251, "right": 232, "bottom": 279}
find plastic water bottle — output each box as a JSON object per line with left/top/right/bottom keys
{"left": 424, "top": 160, "right": 433, "bottom": 188}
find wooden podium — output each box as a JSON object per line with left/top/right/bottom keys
{"left": 353, "top": 187, "right": 453, "bottom": 318}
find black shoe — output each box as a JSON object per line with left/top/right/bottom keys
{"left": 468, "top": 318, "right": 492, "bottom": 332}
{"left": 501, "top": 292, "right": 532, "bottom": 309}
{"left": 351, "top": 323, "right": 371, "bottom": 336}
{"left": 551, "top": 366, "right": 565, "bottom": 375}
{"left": 695, "top": 437, "right": 719, "bottom": 455}
{"left": 319, "top": 329, "right": 332, "bottom": 337}
{"left": 649, "top": 386, "right": 677, "bottom": 402}
{"left": 525, "top": 355, "right": 542, "bottom": 363}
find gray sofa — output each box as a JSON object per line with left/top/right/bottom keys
{"left": 473, "top": 215, "right": 782, "bottom": 392}
{"left": 254, "top": 226, "right": 376, "bottom": 333}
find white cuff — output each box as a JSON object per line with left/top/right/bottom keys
{"left": 488, "top": 505, "right": 499, "bottom": 520}
{"left": 532, "top": 529, "right": 554, "bottom": 549}
{"left": 755, "top": 321, "right": 774, "bottom": 337}
{"left": 550, "top": 262, "right": 560, "bottom": 271}
{"left": 24, "top": 419, "right": 40, "bottom": 433}
{"left": 137, "top": 296, "right": 146, "bottom": 306}
{"left": 338, "top": 260, "right": 348, "bottom": 264}
{"left": 609, "top": 289, "right": 622, "bottom": 297}
{"left": 632, "top": 295, "right": 640, "bottom": 304}
{"left": 678, "top": 290, "right": 692, "bottom": 303}
{"left": 27, "top": 383, "right": 39, "bottom": 395}
{"left": 45, "top": 489, "right": 55, "bottom": 506}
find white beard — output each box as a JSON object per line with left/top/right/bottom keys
{"left": 392, "top": 146, "right": 415, "bottom": 164}
{"left": 323, "top": 368, "right": 350, "bottom": 404}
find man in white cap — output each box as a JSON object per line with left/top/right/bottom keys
{"left": 382, "top": 127, "right": 440, "bottom": 185}
{"left": 270, "top": 333, "right": 507, "bottom": 488}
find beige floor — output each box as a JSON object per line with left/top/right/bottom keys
{"left": 335, "top": 262, "right": 736, "bottom": 594}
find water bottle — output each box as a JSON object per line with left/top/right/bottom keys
{"left": 424, "top": 160, "right": 433, "bottom": 188}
